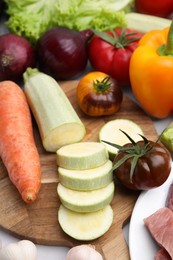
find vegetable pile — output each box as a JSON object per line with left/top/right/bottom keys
{"left": 0, "top": 0, "right": 172, "bottom": 249}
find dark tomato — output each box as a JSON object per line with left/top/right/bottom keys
{"left": 113, "top": 141, "right": 172, "bottom": 190}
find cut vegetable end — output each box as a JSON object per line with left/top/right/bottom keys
{"left": 24, "top": 69, "right": 86, "bottom": 153}
{"left": 57, "top": 142, "right": 109, "bottom": 170}
{"left": 58, "top": 160, "right": 113, "bottom": 191}
{"left": 161, "top": 127, "right": 173, "bottom": 152}
{"left": 58, "top": 204, "right": 113, "bottom": 241}
{"left": 57, "top": 182, "right": 115, "bottom": 212}
{"left": 113, "top": 0, "right": 133, "bottom": 11}
{"left": 99, "top": 119, "right": 144, "bottom": 159}
{"left": 125, "top": 13, "right": 171, "bottom": 33}
{"left": 22, "top": 189, "right": 39, "bottom": 204}
{"left": 43, "top": 123, "right": 86, "bottom": 152}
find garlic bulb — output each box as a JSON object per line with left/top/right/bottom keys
{"left": 0, "top": 240, "right": 37, "bottom": 260}
{"left": 66, "top": 244, "right": 103, "bottom": 260}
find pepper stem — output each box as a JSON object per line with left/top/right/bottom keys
{"left": 157, "top": 20, "right": 173, "bottom": 56}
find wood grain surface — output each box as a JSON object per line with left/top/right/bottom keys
{"left": 0, "top": 80, "right": 158, "bottom": 260}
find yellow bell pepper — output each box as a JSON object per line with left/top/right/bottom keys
{"left": 129, "top": 23, "right": 173, "bottom": 119}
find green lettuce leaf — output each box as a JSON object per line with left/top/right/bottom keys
{"left": 4, "top": 0, "right": 134, "bottom": 44}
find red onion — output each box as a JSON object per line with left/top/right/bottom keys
{"left": 0, "top": 33, "right": 35, "bottom": 82}
{"left": 36, "top": 26, "right": 93, "bottom": 80}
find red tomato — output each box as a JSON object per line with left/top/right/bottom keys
{"left": 88, "top": 28, "right": 143, "bottom": 87}
{"left": 135, "top": 0, "right": 173, "bottom": 17}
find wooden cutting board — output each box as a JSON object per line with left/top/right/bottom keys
{"left": 0, "top": 80, "right": 157, "bottom": 259}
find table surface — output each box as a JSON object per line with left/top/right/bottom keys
{"left": 0, "top": 89, "right": 172, "bottom": 260}
{"left": 0, "top": 13, "right": 172, "bottom": 260}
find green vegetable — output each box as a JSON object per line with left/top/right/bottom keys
{"left": 99, "top": 119, "right": 144, "bottom": 160}
{"left": 126, "top": 12, "right": 171, "bottom": 33}
{"left": 56, "top": 142, "right": 109, "bottom": 170}
{"left": 4, "top": 0, "right": 134, "bottom": 44}
{"left": 23, "top": 68, "right": 86, "bottom": 152}
{"left": 58, "top": 204, "right": 113, "bottom": 240}
{"left": 161, "top": 123, "right": 173, "bottom": 152}
{"left": 58, "top": 160, "right": 113, "bottom": 191}
{"left": 57, "top": 182, "right": 115, "bottom": 213}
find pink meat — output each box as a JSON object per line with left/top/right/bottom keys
{"left": 155, "top": 248, "right": 171, "bottom": 260}
{"left": 166, "top": 184, "right": 173, "bottom": 211}
{"left": 144, "top": 207, "right": 173, "bottom": 259}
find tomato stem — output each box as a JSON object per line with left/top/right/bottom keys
{"left": 92, "top": 28, "right": 141, "bottom": 49}
{"left": 93, "top": 76, "right": 111, "bottom": 93}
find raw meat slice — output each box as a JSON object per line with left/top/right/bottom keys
{"left": 165, "top": 184, "right": 173, "bottom": 211}
{"left": 155, "top": 182, "right": 173, "bottom": 259}
{"left": 144, "top": 207, "right": 173, "bottom": 259}
{"left": 155, "top": 248, "right": 171, "bottom": 260}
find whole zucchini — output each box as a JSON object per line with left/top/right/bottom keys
{"left": 23, "top": 68, "right": 86, "bottom": 152}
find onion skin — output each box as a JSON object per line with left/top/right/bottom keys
{"left": 36, "top": 27, "right": 93, "bottom": 80}
{"left": 0, "top": 34, "right": 35, "bottom": 82}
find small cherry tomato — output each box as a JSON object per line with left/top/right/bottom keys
{"left": 76, "top": 71, "right": 123, "bottom": 117}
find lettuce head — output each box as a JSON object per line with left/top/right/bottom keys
{"left": 4, "top": 0, "right": 134, "bottom": 44}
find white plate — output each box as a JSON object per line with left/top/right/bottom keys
{"left": 129, "top": 163, "right": 173, "bottom": 260}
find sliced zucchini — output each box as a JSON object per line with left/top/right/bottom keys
{"left": 58, "top": 204, "right": 113, "bottom": 241}
{"left": 57, "top": 182, "right": 115, "bottom": 212}
{"left": 58, "top": 159, "right": 113, "bottom": 191}
{"left": 99, "top": 119, "right": 144, "bottom": 160}
{"left": 56, "top": 142, "right": 109, "bottom": 170}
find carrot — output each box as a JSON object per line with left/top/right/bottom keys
{"left": 0, "top": 81, "right": 41, "bottom": 203}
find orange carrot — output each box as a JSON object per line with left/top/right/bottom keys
{"left": 0, "top": 81, "right": 41, "bottom": 203}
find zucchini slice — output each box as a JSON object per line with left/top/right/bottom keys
{"left": 56, "top": 142, "right": 109, "bottom": 170}
{"left": 58, "top": 204, "right": 113, "bottom": 241}
{"left": 58, "top": 159, "right": 113, "bottom": 190}
{"left": 57, "top": 182, "right": 115, "bottom": 212}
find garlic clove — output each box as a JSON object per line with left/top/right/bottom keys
{"left": 66, "top": 244, "right": 103, "bottom": 260}
{"left": 18, "top": 240, "right": 37, "bottom": 260}
{"left": 0, "top": 240, "right": 37, "bottom": 260}
{"left": 0, "top": 243, "right": 23, "bottom": 260}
